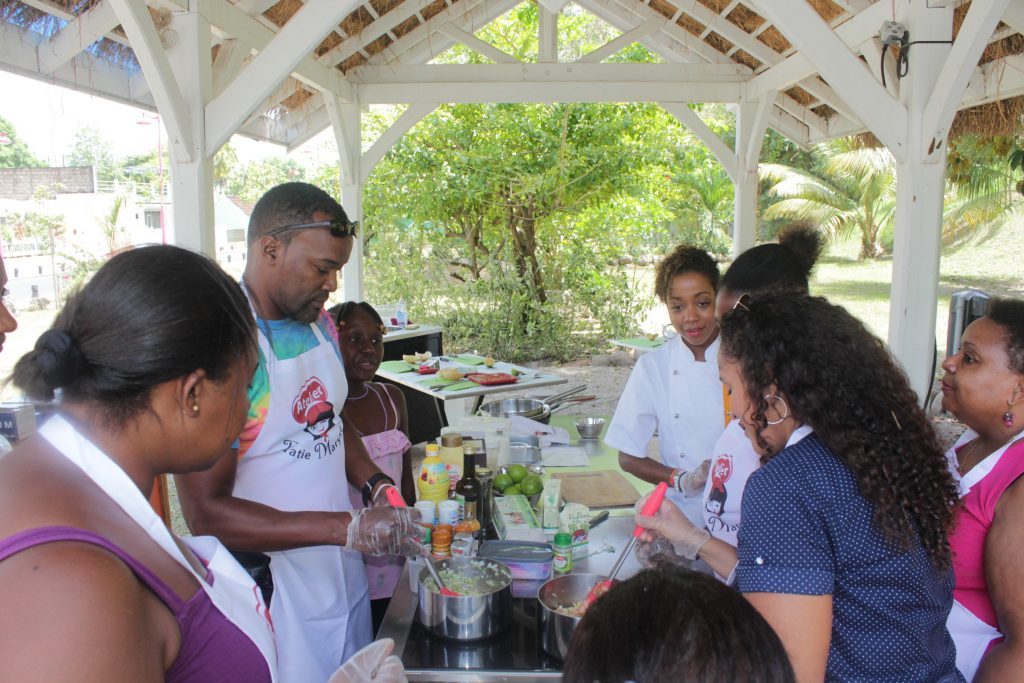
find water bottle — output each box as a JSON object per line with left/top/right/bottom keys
{"left": 396, "top": 298, "right": 408, "bottom": 327}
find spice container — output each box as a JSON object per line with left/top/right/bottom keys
{"left": 432, "top": 524, "right": 453, "bottom": 559}
{"left": 552, "top": 532, "right": 573, "bottom": 574}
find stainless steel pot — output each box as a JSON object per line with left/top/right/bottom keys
{"left": 417, "top": 557, "right": 513, "bottom": 641}
{"left": 477, "top": 385, "right": 588, "bottom": 424}
{"left": 537, "top": 573, "right": 605, "bottom": 659}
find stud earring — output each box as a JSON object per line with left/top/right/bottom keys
{"left": 192, "top": 404, "right": 200, "bottom": 413}
{"left": 1004, "top": 410, "right": 1015, "bottom": 428}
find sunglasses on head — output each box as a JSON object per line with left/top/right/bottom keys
{"left": 267, "top": 217, "right": 358, "bottom": 240}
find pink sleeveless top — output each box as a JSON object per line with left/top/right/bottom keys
{"left": 950, "top": 438, "right": 1024, "bottom": 632}
{"left": 346, "top": 383, "right": 412, "bottom": 600}
{"left": 0, "top": 526, "right": 272, "bottom": 683}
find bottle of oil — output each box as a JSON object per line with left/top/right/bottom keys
{"left": 455, "top": 446, "right": 481, "bottom": 538}
{"left": 417, "top": 443, "right": 450, "bottom": 503}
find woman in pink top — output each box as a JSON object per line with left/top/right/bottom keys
{"left": 333, "top": 302, "right": 414, "bottom": 634}
{"left": 941, "top": 299, "right": 1024, "bottom": 681}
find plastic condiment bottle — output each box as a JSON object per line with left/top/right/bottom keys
{"left": 395, "top": 298, "right": 408, "bottom": 327}
{"left": 438, "top": 433, "right": 464, "bottom": 495}
{"left": 553, "top": 532, "right": 573, "bottom": 574}
{"left": 418, "top": 443, "right": 450, "bottom": 503}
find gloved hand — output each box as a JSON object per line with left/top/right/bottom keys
{"left": 634, "top": 492, "right": 710, "bottom": 560}
{"left": 328, "top": 638, "right": 407, "bottom": 683}
{"left": 635, "top": 534, "right": 693, "bottom": 569}
{"left": 680, "top": 460, "right": 710, "bottom": 497}
{"left": 345, "top": 506, "right": 425, "bottom": 557}
{"left": 371, "top": 483, "right": 402, "bottom": 508}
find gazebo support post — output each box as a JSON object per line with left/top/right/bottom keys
{"left": 328, "top": 95, "right": 364, "bottom": 302}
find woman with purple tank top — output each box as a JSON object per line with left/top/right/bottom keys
{"left": 0, "top": 246, "right": 277, "bottom": 681}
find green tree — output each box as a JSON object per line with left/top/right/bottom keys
{"left": 225, "top": 156, "right": 306, "bottom": 203}
{"left": 66, "top": 127, "right": 118, "bottom": 183}
{"left": 0, "top": 115, "right": 42, "bottom": 168}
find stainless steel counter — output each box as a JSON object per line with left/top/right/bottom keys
{"left": 377, "top": 515, "right": 643, "bottom": 683}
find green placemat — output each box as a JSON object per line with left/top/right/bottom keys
{"left": 453, "top": 353, "right": 487, "bottom": 365}
{"left": 419, "top": 376, "right": 457, "bottom": 388}
{"left": 617, "top": 336, "right": 664, "bottom": 348}
{"left": 441, "top": 380, "right": 480, "bottom": 392}
{"left": 379, "top": 360, "right": 416, "bottom": 373}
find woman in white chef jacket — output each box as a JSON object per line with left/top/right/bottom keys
{"left": 606, "top": 245, "right": 726, "bottom": 525}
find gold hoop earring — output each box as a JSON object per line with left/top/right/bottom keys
{"left": 764, "top": 394, "right": 789, "bottom": 425}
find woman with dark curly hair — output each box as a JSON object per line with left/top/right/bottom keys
{"left": 713, "top": 292, "right": 960, "bottom": 682}
{"left": 940, "top": 299, "right": 1024, "bottom": 681}
{"left": 605, "top": 245, "right": 727, "bottom": 524}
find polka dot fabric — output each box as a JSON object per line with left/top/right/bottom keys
{"left": 736, "top": 433, "right": 962, "bottom": 682}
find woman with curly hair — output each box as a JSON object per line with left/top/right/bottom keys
{"left": 605, "top": 245, "right": 727, "bottom": 524}
{"left": 940, "top": 299, "right": 1024, "bottom": 681}
{"left": 715, "top": 292, "right": 958, "bottom": 682}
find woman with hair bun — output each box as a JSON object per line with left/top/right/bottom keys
{"left": 0, "top": 245, "right": 279, "bottom": 681}
{"left": 637, "top": 225, "right": 824, "bottom": 582}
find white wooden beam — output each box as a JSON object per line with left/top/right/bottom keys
{"left": 38, "top": 0, "right": 119, "bottom": 74}
{"left": 438, "top": 24, "right": 519, "bottom": 63}
{"left": 748, "top": 0, "right": 901, "bottom": 99}
{"left": 660, "top": 102, "right": 738, "bottom": 182}
{"left": 922, "top": 0, "right": 1012, "bottom": 159}
{"left": 749, "top": 0, "right": 907, "bottom": 159}
{"left": 326, "top": 94, "right": 359, "bottom": 184}
{"left": 677, "top": 0, "right": 779, "bottom": 67}
{"left": 360, "top": 103, "right": 437, "bottom": 183}
{"left": 356, "top": 79, "right": 742, "bottom": 104}
{"left": 205, "top": 0, "right": 358, "bottom": 153}
{"left": 211, "top": 38, "right": 251, "bottom": 98}
{"left": 539, "top": 6, "right": 558, "bottom": 63}
{"left": 319, "top": 0, "right": 439, "bottom": 67}
{"left": 745, "top": 90, "right": 776, "bottom": 169}
{"left": 595, "top": 0, "right": 728, "bottom": 64}
{"left": 108, "top": 0, "right": 193, "bottom": 162}
{"left": 576, "top": 18, "right": 662, "bottom": 63}
{"left": 572, "top": 0, "right": 699, "bottom": 64}
{"left": 859, "top": 38, "right": 899, "bottom": 99}
{"left": 766, "top": 103, "right": 812, "bottom": 149}
{"left": 235, "top": 0, "right": 279, "bottom": 14}
{"left": 352, "top": 62, "right": 748, "bottom": 84}
{"left": 198, "top": 0, "right": 350, "bottom": 97}
{"left": 285, "top": 104, "right": 332, "bottom": 152}
{"left": 538, "top": 0, "right": 570, "bottom": 14}
{"left": 18, "top": 0, "right": 131, "bottom": 47}
{"left": 1003, "top": 1, "right": 1024, "bottom": 34}
{"left": 966, "top": 52, "right": 1024, "bottom": 106}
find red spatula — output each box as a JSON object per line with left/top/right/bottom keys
{"left": 384, "top": 487, "right": 461, "bottom": 597}
{"left": 584, "top": 481, "right": 669, "bottom": 605}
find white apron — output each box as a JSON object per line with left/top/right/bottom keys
{"left": 606, "top": 337, "right": 726, "bottom": 525}
{"left": 39, "top": 414, "right": 278, "bottom": 680}
{"left": 233, "top": 320, "right": 372, "bottom": 683}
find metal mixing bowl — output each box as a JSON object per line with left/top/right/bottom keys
{"left": 418, "top": 557, "right": 513, "bottom": 641}
{"left": 575, "top": 417, "right": 606, "bottom": 439}
{"left": 537, "top": 573, "right": 606, "bottom": 659}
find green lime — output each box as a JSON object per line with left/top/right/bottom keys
{"left": 504, "top": 485, "right": 522, "bottom": 495}
{"left": 508, "top": 464, "right": 528, "bottom": 483}
{"left": 493, "top": 473, "right": 514, "bottom": 491}
{"left": 520, "top": 474, "right": 543, "bottom": 496}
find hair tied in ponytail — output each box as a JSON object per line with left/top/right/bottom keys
{"left": 36, "top": 329, "right": 83, "bottom": 387}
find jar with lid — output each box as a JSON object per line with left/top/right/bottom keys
{"left": 552, "top": 532, "right": 573, "bottom": 574}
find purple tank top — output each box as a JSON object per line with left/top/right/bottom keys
{"left": 0, "top": 526, "right": 272, "bottom": 683}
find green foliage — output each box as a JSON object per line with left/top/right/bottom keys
{"left": 225, "top": 156, "right": 306, "bottom": 203}
{"left": 66, "top": 127, "right": 119, "bottom": 182}
{"left": 0, "top": 209, "right": 65, "bottom": 253}
{"left": 0, "top": 115, "right": 42, "bottom": 168}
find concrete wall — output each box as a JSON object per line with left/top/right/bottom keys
{"left": 0, "top": 167, "right": 95, "bottom": 200}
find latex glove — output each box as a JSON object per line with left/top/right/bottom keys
{"left": 345, "top": 506, "right": 425, "bottom": 557}
{"left": 371, "top": 483, "right": 402, "bottom": 508}
{"left": 680, "top": 460, "right": 710, "bottom": 497}
{"left": 634, "top": 492, "right": 710, "bottom": 560}
{"left": 328, "top": 638, "right": 407, "bottom": 683}
{"left": 635, "top": 534, "right": 693, "bottom": 569}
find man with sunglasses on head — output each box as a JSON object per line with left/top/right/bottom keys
{"left": 176, "top": 182, "right": 421, "bottom": 683}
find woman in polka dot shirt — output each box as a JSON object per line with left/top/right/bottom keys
{"left": 717, "top": 293, "right": 959, "bottom": 682}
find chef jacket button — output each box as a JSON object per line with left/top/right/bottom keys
{"left": 673, "top": 413, "right": 679, "bottom": 419}
{"left": 755, "top": 557, "right": 764, "bottom": 565}
{"left": 673, "top": 370, "right": 679, "bottom": 375}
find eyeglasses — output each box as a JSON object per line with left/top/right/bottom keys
{"left": 267, "top": 217, "right": 358, "bottom": 240}
{"left": 733, "top": 293, "right": 752, "bottom": 312}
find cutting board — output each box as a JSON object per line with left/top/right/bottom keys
{"left": 551, "top": 470, "right": 640, "bottom": 508}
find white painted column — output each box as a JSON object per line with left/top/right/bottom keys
{"left": 328, "top": 96, "right": 364, "bottom": 302}
{"left": 167, "top": 7, "right": 215, "bottom": 255}
{"left": 888, "top": 2, "right": 953, "bottom": 403}
{"left": 732, "top": 98, "right": 765, "bottom": 256}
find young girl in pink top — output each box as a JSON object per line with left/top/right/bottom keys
{"left": 333, "top": 302, "right": 415, "bottom": 634}
{"left": 941, "top": 299, "right": 1024, "bottom": 681}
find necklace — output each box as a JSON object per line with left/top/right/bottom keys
{"left": 958, "top": 430, "right": 1024, "bottom": 476}
{"left": 348, "top": 385, "right": 372, "bottom": 401}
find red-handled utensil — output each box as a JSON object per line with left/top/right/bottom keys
{"left": 383, "top": 487, "right": 460, "bottom": 597}
{"left": 584, "top": 482, "right": 669, "bottom": 605}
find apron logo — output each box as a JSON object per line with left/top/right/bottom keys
{"left": 706, "top": 453, "right": 733, "bottom": 516}
{"left": 291, "top": 377, "right": 337, "bottom": 442}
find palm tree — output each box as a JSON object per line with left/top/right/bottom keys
{"left": 761, "top": 139, "right": 895, "bottom": 259}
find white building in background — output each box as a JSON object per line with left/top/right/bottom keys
{"left": 0, "top": 166, "right": 251, "bottom": 308}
